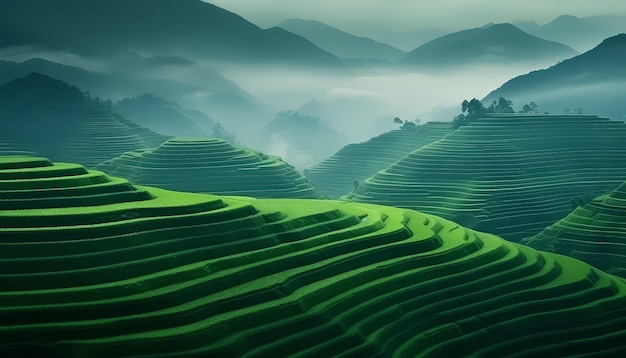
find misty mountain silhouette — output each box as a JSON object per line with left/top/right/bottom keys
{"left": 516, "top": 15, "right": 616, "bottom": 51}
{"left": 0, "top": 72, "right": 104, "bottom": 120}
{"left": 485, "top": 34, "right": 626, "bottom": 118}
{"left": 400, "top": 23, "right": 577, "bottom": 67}
{"left": 0, "top": 58, "right": 253, "bottom": 105}
{"left": 113, "top": 93, "right": 212, "bottom": 137}
{"left": 0, "top": 0, "right": 342, "bottom": 66}
{"left": 0, "top": 73, "right": 170, "bottom": 166}
{"left": 279, "top": 19, "right": 407, "bottom": 62}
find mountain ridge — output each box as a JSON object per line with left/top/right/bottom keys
{"left": 279, "top": 18, "right": 407, "bottom": 62}
{"left": 400, "top": 23, "right": 578, "bottom": 67}
{"left": 0, "top": 0, "right": 342, "bottom": 66}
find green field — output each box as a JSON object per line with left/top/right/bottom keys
{"left": 97, "top": 137, "right": 324, "bottom": 199}
{"left": 2, "top": 156, "right": 626, "bottom": 356}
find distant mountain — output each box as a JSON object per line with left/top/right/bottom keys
{"left": 0, "top": 73, "right": 170, "bottom": 166}
{"left": 0, "top": 58, "right": 265, "bottom": 132}
{"left": 583, "top": 15, "right": 626, "bottom": 34}
{"left": 400, "top": 23, "right": 578, "bottom": 68}
{"left": 484, "top": 34, "right": 626, "bottom": 119}
{"left": 339, "top": 24, "right": 450, "bottom": 52}
{"left": 113, "top": 93, "right": 212, "bottom": 137}
{"left": 518, "top": 15, "right": 615, "bottom": 52}
{"left": 278, "top": 19, "right": 406, "bottom": 62}
{"left": 0, "top": 0, "right": 341, "bottom": 66}
{"left": 0, "top": 58, "right": 253, "bottom": 104}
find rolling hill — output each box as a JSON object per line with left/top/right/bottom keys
{"left": 1, "top": 155, "right": 626, "bottom": 356}
{"left": 278, "top": 19, "right": 407, "bottom": 62}
{"left": 97, "top": 137, "right": 325, "bottom": 199}
{"left": 0, "top": 0, "right": 342, "bottom": 66}
{"left": 400, "top": 23, "right": 577, "bottom": 68}
{"left": 484, "top": 33, "right": 626, "bottom": 119}
{"left": 523, "top": 181, "right": 626, "bottom": 277}
{"left": 113, "top": 93, "right": 212, "bottom": 137}
{"left": 304, "top": 122, "right": 451, "bottom": 198}
{"left": 516, "top": 15, "right": 619, "bottom": 52}
{"left": 0, "top": 73, "right": 170, "bottom": 167}
{"left": 343, "top": 113, "right": 626, "bottom": 242}
{"left": 0, "top": 58, "right": 259, "bottom": 119}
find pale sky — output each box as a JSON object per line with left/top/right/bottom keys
{"left": 205, "top": 0, "right": 626, "bottom": 31}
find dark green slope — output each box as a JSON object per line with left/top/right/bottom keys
{"left": 400, "top": 23, "right": 577, "bottom": 67}
{"left": 524, "top": 181, "right": 626, "bottom": 277}
{"left": 97, "top": 137, "right": 324, "bottom": 199}
{"left": 113, "top": 93, "right": 212, "bottom": 137}
{"left": 484, "top": 34, "right": 626, "bottom": 118}
{"left": 0, "top": 73, "right": 171, "bottom": 167}
{"left": 304, "top": 122, "right": 451, "bottom": 198}
{"left": 0, "top": 0, "right": 341, "bottom": 66}
{"left": 1, "top": 156, "right": 626, "bottom": 356}
{"left": 344, "top": 114, "right": 626, "bottom": 242}
{"left": 279, "top": 19, "right": 407, "bottom": 62}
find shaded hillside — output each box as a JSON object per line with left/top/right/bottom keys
{"left": 97, "top": 137, "right": 324, "bottom": 199}
{"left": 484, "top": 34, "right": 626, "bottom": 119}
{"left": 517, "top": 15, "right": 618, "bottom": 51}
{"left": 0, "top": 0, "right": 341, "bottom": 66}
{"left": 0, "top": 58, "right": 260, "bottom": 121}
{"left": 304, "top": 122, "right": 451, "bottom": 198}
{"left": 523, "top": 181, "right": 626, "bottom": 277}
{"left": 2, "top": 156, "right": 626, "bottom": 356}
{"left": 279, "top": 19, "right": 406, "bottom": 62}
{"left": 400, "top": 23, "right": 577, "bottom": 68}
{"left": 0, "top": 73, "right": 170, "bottom": 167}
{"left": 344, "top": 114, "right": 626, "bottom": 242}
{"left": 113, "top": 93, "right": 211, "bottom": 137}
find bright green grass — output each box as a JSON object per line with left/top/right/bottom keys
{"left": 2, "top": 156, "right": 626, "bottom": 357}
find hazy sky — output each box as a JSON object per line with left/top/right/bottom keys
{"left": 206, "top": 0, "right": 626, "bottom": 31}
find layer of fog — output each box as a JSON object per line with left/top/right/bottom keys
{"left": 210, "top": 61, "right": 554, "bottom": 143}
{"left": 1, "top": 46, "right": 566, "bottom": 169}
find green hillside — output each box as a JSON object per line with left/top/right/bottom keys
{"left": 304, "top": 122, "right": 451, "bottom": 198}
{"left": 97, "top": 137, "right": 324, "bottom": 199}
{"left": 0, "top": 73, "right": 171, "bottom": 167}
{"left": 1, "top": 156, "right": 626, "bottom": 356}
{"left": 524, "top": 181, "right": 626, "bottom": 277}
{"left": 344, "top": 114, "right": 626, "bottom": 242}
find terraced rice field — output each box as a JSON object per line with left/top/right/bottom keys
{"left": 2, "top": 155, "right": 626, "bottom": 357}
{"left": 524, "top": 181, "right": 626, "bottom": 277}
{"left": 344, "top": 114, "right": 626, "bottom": 242}
{"left": 1, "top": 112, "right": 170, "bottom": 168}
{"left": 304, "top": 122, "right": 451, "bottom": 198}
{"left": 97, "top": 137, "right": 324, "bottom": 199}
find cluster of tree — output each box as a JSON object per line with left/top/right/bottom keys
{"left": 452, "top": 97, "right": 540, "bottom": 129}
{"left": 486, "top": 97, "right": 538, "bottom": 114}
{"left": 452, "top": 98, "right": 485, "bottom": 129}
{"left": 83, "top": 91, "right": 114, "bottom": 108}
{"left": 393, "top": 117, "right": 421, "bottom": 131}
